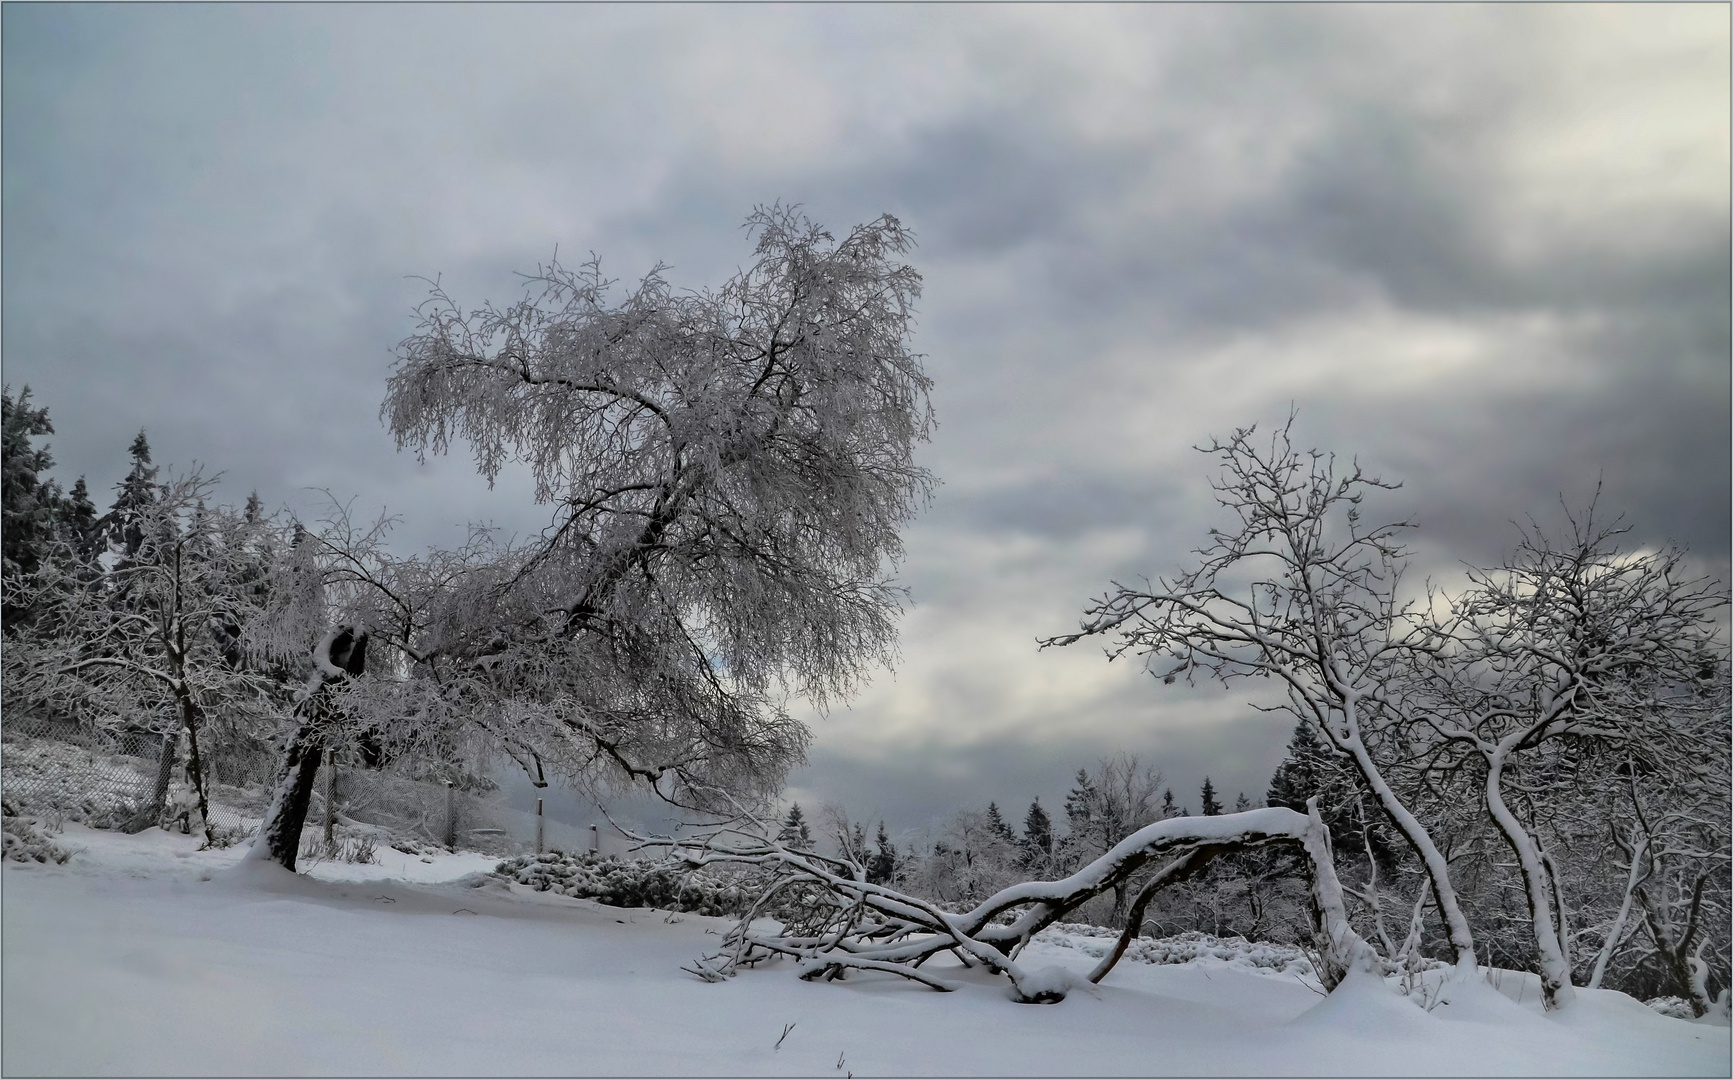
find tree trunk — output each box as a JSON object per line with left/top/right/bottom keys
{"left": 323, "top": 748, "right": 336, "bottom": 847}
{"left": 246, "top": 627, "right": 366, "bottom": 871}
{"left": 243, "top": 707, "right": 324, "bottom": 871}
{"left": 1109, "top": 880, "right": 1130, "bottom": 929}
{"left": 1588, "top": 827, "right": 1647, "bottom": 990}
{"left": 1484, "top": 754, "right": 1576, "bottom": 1010}
{"left": 171, "top": 686, "right": 216, "bottom": 847}
{"left": 1089, "top": 847, "right": 1214, "bottom": 984}
{"left": 1339, "top": 723, "right": 1478, "bottom": 975}
{"left": 1638, "top": 871, "right": 1717, "bottom": 1016}
{"left": 122, "top": 730, "right": 179, "bottom": 833}
{"left": 182, "top": 711, "right": 214, "bottom": 847}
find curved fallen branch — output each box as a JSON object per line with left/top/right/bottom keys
{"left": 636, "top": 800, "right": 1377, "bottom": 1004}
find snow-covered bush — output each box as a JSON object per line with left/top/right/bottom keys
{"left": 494, "top": 852, "right": 758, "bottom": 916}
{"left": 201, "top": 819, "right": 257, "bottom": 849}
{"left": 1035, "top": 924, "right": 1321, "bottom": 981}
{"left": 1, "top": 801, "right": 72, "bottom": 864}
{"left": 300, "top": 829, "right": 378, "bottom": 865}
{"left": 1648, "top": 996, "right": 1697, "bottom": 1020}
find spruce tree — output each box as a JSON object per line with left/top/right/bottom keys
{"left": 1265, "top": 721, "right": 1397, "bottom": 861}
{"left": 1020, "top": 798, "right": 1053, "bottom": 870}
{"left": 58, "top": 476, "right": 103, "bottom": 568}
{"left": 1, "top": 386, "right": 61, "bottom": 629}
{"left": 868, "top": 821, "right": 897, "bottom": 885}
{"left": 985, "top": 801, "right": 1017, "bottom": 847}
{"left": 778, "top": 802, "right": 813, "bottom": 847}
{"left": 1234, "top": 791, "right": 1252, "bottom": 813}
{"left": 1200, "top": 776, "right": 1221, "bottom": 816}
{"left": 105, "top": 430, "right": 160, "bottom": 564}
{"left": 1063, "top": 768, "right": 1097, "bottom": 833}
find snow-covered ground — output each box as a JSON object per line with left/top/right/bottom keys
{"left": 3, "top": 824, "right": 1727, "bottom": 1077}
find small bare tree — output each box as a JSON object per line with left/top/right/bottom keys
{"left": 1623, "top": 765, "right": 1731, "bottom": 1015}
{"left": 1403, "top": 509, "right": 1728, "bottom": 1010}
{"left": 1042, "top": 419, "right": 1481, "bottom": 976}
{"left": 15, "top": 470, "right": 286, "bottom": 843}
{"left": 1061, "top": 754, "right": 1164, "bottom": 927}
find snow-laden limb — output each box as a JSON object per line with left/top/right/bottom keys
{"left": 646, "top": 801, "right": 1377, "bottom": 1004}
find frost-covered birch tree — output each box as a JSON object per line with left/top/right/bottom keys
{"left": 1042, "top": 419, "right": 1482, "bottom": 976}
{"left": 250, "top": 206, "right": 934, "bottom": 870}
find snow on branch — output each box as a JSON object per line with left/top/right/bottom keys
{"left": 631, "top": 801, "right": 1377, "bottom": 1004}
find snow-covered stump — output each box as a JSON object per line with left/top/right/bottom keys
{"left": 663, "top": 801, "right": 1378, "bottom": 1004}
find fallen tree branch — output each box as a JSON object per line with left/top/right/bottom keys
{"left": 627, "top": 800, "right": 1378, "bottom": 1003}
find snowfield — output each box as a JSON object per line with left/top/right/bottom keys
{"left": 3, "top": 825, "right": 1727, "bottom": 1077}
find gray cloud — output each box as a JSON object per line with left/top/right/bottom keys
{"left": 3, "top": 5, "right": 1724, "bottom": 836}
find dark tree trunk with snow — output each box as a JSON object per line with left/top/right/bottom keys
{"left": 248, "top": 711, "right": 324, "bottom": 871}
{"left": 246, "top": 627, "right": 366, "bottom": 871}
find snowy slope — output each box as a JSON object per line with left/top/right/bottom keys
{"left": 3, "top": 825, "right": 1727, "bottom": 1077}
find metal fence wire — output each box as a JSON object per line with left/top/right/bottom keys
{"left": 2, "top": 712, "right": 616, "bottom": 860}
{"left": 3, "top": 712, "right": 256, "bottom": 842}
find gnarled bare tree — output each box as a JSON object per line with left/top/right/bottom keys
{"left": 1402, "top": 508, "right": 1728, "bottom": 1010}
{"left": 248, "top": 206, "right": 935, "bottom": 868}
{"left": 1042, "top": 418, "right": 1481, "bottom": 977}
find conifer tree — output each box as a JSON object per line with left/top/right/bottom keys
{"left": 778, "top": 802, "right": 813, "bottom": 847}
{"left": 868, "top": 820, "right": 897, "bottom": 885}
{"left": 58, "top": 476, "right": 103, "bottom": 569}
{"left": 105, "top": 430, "right": 160, "bottom": 565}
{"left": 1063, "top": 769, "right": 1097, "bottom": 833}
{"left": 1200, "top": 776, "right": 1222, "bottom": 816}
{"left": 1160, "top": 788, "right": 1182, "bottom": 818}
{"left": 985, "top": 801, "right": 1018, "bottom": 847}
{"left": 1, "top": 386, "right": 62, "bottom": 630}
{"left": 1265, "top": 721, "right": 1399, "bottom": 863}
{"left": 1234, "top": 792, "right": 1252, "bottom": 813}
{"left": 1020, "top": 798, "right": 1053, "bottom": 871}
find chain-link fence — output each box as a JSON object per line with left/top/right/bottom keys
{"left": 321, "top": 769, "right": 630, "bottom": 858}
{"left": 487, "top": 799, "right": 632, "bottom": 858}
{"left": 3, "top": 712, "right": 259, "bottom": 842}
{"left": 2, "top": 711, "right": 635, "bottom": 861}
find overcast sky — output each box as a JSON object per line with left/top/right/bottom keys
{"left": 5, "top": 5, "right": 1728, "bottom": 839}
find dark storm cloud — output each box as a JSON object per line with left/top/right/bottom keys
{"left": 837, "top": 24, "right": 1732, "bottom": 597}
{"left": 2, "top": 5, "right": 1725, "bottom": 835}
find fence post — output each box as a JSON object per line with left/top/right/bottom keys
{"left": 323, "top": 748, "right": 336, "bottom": 846}
{"left": 536, "top": 798, "right": 545, "bottom": 855}
{"left": 445, "top": 781, "right": 457, "bottom": 851}
{"left": 589, "top": 823, "right": 599, "bottom": 854}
